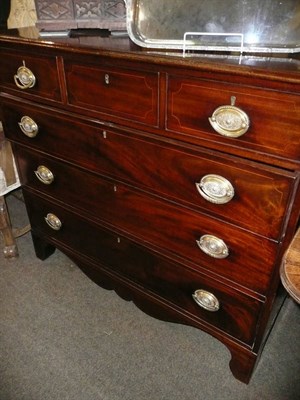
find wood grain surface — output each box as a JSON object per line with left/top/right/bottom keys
{"left": 281, "top": 228, "right": 300, "bottom": 303}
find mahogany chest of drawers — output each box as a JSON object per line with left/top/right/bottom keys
{"left": 0, "top": 29, "right": 299, "bottom": 383}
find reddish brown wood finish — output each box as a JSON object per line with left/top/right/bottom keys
{"left": 0, "top": 29, "right": 299, "bottom": 384}
{"left": 14, "top": 145, "right": 278, "bottom": 294}
{"left": 23, "top": 189, "right": 263, "bottom": 346}
{"left": 166, "top": 75, "right": 300, "bottom": 164}
{"left": 2, "top": 99, "right": 296, "bottom": 240}
{"left": 0, "top": 49, "right": 61, "bottom": 102}
{"left": 64, "top": 61, "right": 159, "bottom": 126}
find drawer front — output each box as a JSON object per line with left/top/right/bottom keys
{"left": 17, "top": 150, "right": 277, "bottom": 294}
{"left": 167, "top": 76, "right": 300, "bottom": 163}
{"left": 0, "top": 50, "right": 61, "bottom": 102}
{"left": 23, "top": 190, "right": 263, "bottom": 346}
{"left": 4, "top": 100, "right": 296, "bottom": 240}
{"left": 64, "top": 61, "right": 159, "bottom": 126}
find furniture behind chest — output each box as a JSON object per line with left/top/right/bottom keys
{"left": 0, "top": 29, "right": 299, "bottom": 384}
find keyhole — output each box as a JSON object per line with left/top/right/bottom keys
{"left": 105, "top": 74, "right": 110, "bottom": 85}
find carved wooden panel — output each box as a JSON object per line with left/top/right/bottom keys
{"left": 34, "top": 0, "right": 126, "bottom": 30}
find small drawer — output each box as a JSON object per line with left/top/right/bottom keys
{"left": 4, "top": 99, "right": 296, "bottom": 240}
{"left": 166, "top": 75, "right": 300, "bottom": 165}
{"left": 16, "top": 149, "right": 277, "bottom": 295}
{"left": 64, "top": 61, "right": 159, "bottom": 126}
{"left": 0, "top": 50, "right": 61, "bottom": 102}
{"left": 23, "top": 190, "right": 263, "bottom": 346}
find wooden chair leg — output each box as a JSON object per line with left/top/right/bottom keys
{"left": 280, "top": 227, "right": 300, "bottom": 304}
{"left": 0, "top": 195, "right": 18, "bottom": 258}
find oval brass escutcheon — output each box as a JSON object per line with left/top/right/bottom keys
{"left": 34, "top": 165, "right": 54, "bottom": 185}
{"left": 18, "top": 116, "right": 39, "bottom": 138}
{"left": 196, "top": 234, "right": 229, "bottom": 259}
{"left": 44, "top": 213, "right": 62, "bottom": 231}
{"left": 196, "top": 174, "right": 234, "bottom": 204}
{"left": 192, "top": 289, "right": 220, "bottom": 312}
{"left": 14, "top": 63, "right": 36, "bottom": 90}
{"left": 209, "top": 97, "right": 249, "bottom": 138}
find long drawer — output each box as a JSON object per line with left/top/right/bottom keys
{"left": 167, "top": 75, "right": 300, "bottom": 164}
{"left": 3, "top": 100, "right": 297, "bottom": 240}
{"left": 16, "top": 147, "right": 277, "bottom": 295}
{"left": 0, "top": 50, "right": 61, "bottom": 102}
{"left": 23, "top": 189, "right": 263, "bottom": 346}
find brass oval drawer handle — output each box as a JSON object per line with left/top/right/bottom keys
{"left": 34, "top": 165, "right": 54, "bottom": 185}
{"left": 18, "top": 116, "right": 39, "bottom": 138}
{"left": 44, "top": 213, "right": 62, "bottom": 231}
{"left": 14, "top": 62, "right": 36, "bottom": 90}
{"left": 195, "top": 174, "right": 234, "bottom": 204}
{"left": 192, "top": 289, "right": 220, "bottom": 312}
{"left": 196, "top": 234, "right": 229, "bottom": 259}
{"left": 209, "top": 96, "right": 250, "bottom": 138}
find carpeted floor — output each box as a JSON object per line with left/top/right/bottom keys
{"left": 0, "top": 192, "right": 299, "bottom": 400}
